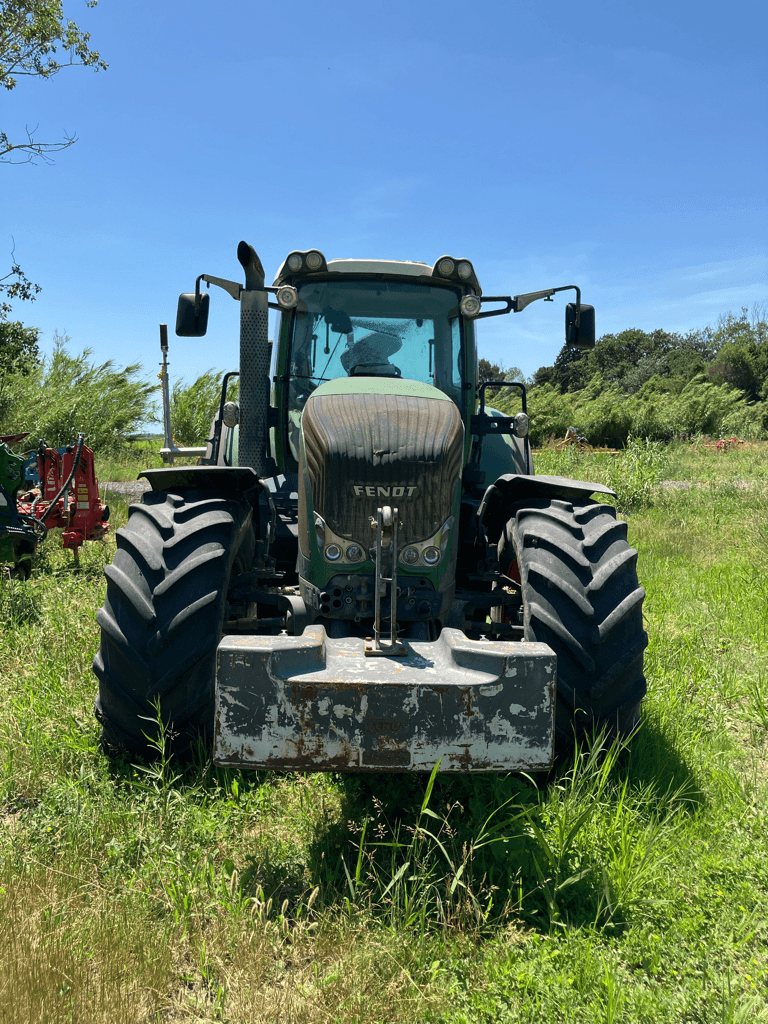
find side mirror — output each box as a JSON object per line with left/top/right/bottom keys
{"left": 565, "top": 303, "right": 595, "bottom": 350}
{"left": 176, "top": 291, "right": 210, "bottom": 337}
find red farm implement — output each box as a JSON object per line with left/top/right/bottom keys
{"left": 1, "top": 432, "right": 110, "bottom": 575}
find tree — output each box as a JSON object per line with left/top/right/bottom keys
{"left": 707, "top": 308, "right": 768, "bottom": 401}
{"left": 477, "top": 358, "right": 503, "bottom": 385}
{"left": 534, "top": 343, "right": 589, "bottom": 393}
{"left": 0, "top": 319, "right": 40, "bottom": 422}
{"left": 0, "top": 319, "right": 40, "bottom": 374}
{"left": 1, "top": 0, "right": 107, "bottom": 164}
{"left": 0, "top": 246, "right": 41, "bottom": 317}
{"left": 533, "top": 326, "right": 720, "bottom": 395}
{"left": 477, "top": 359, "right": 529, "bottom": 408}
{"left": 478, "top": 359, "right": 528, "bottom": 384}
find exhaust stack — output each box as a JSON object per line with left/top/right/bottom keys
{"left": 237, "top": 241, "right": 270, "bottom": 477}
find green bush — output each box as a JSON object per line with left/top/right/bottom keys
{"left": 502, "top": 372, "right": 766, "bottom": 448}
{"left": 0, "top": 334, "right": 156, "bottom": 454}
{"left": 169, "top": 371, "right": 239, "bottom": 447}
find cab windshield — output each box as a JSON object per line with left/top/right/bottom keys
{"left": 287, "top": 279, "right": 464, "bottom": 411}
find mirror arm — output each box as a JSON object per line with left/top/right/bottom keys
{"left": 200, "top": 274, "right": 243, "bottom": 301}
{"left": 511, "top": 284, "right": 581, "bottom": 314}
{"left": 194, "top": 275, "right": 204, "bottom": 314}
{"left": 473, "top": 296, "right": 514, "bottom": 320}
{"left": 473, "top": 285, "right": 584, "bottom": 319}
{"left": 198, "top": 273, "right": 284, "bottom": 305}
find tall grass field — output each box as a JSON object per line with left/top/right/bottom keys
{"left": 1, "top": 440, "right": 768, "bottom": 1022}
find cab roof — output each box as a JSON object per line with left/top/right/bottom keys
{"left": 273, "top": 253, "right": 482, "bottom": 294}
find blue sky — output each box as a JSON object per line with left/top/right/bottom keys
{"left": 3, "top": 0, "right": 766, "bottom": 396}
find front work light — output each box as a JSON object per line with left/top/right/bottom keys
{"left": 277, "top": 285, "right": 299, "bottom": 309}
{"left": 305, "top": 251, "right": 324, "bottom": 270}
{"left": 438, "top": 258, "right": 455, "bottom": 276}
{"left": 287, "top": 254, "right": 303, "bottom": 272}
{"left": 460, "top": 294, "right": 482, "bottom": 318}
{"left": 222, "top": 401, "right": 240, "bottom": 428}
{"left": 513, "top": 412, "right": 529, "bottom": 438}
{"left": 457, "top": 261, "right": 473, "bottom": 280}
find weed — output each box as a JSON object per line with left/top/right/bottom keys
{"left": 606, "top": 435, "right": 670, "bottom": 513}
{"left": 0, "top": 574, "right": 42, "bottom": 626}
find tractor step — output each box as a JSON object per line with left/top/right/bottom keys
{"left": 214, "top": 627, "right": 555, "bottom": 772}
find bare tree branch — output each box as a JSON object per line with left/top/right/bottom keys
{"left": 0, "top": 124, "right": 78, "bottom": 163}
{"left": 1, "top": 3, "right": 107, "bottom": 314}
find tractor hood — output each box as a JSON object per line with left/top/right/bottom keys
{"left": 298, "top": 378, "right": 464, "bottom": 555}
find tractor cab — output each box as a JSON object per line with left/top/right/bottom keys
{"left": 271, "top": 258, "right": 478, "bottom": 472}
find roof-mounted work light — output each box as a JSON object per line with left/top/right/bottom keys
{"left": 431, "top": 255, "right": 481, "bottom": 293}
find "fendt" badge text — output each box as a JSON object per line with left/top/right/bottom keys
{"left": 352, "top": 485, "right": 418, "bottom": 498}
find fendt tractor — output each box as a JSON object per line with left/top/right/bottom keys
{"left": 93, "top": 243, "right": 647, "bottom": 772}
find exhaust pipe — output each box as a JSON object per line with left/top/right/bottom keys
{"left": 236, "top": 241, "right": 270, "bottom": 476}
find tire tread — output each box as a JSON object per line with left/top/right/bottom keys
{"left": 503, "top": 497, "right": 647, "bottom": 747}
{"left": 93, "top": 490, "right": 253, "bottom": 757}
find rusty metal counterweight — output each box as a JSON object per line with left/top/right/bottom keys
{"left": 215, "top": 627, "right": 556, "bottom": 772}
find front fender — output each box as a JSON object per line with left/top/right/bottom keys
{"left": 481, "top": 473, "right": 616, "bottom": 543}
{"left": 140, "top": 466, "right": 260, "bottom": 496}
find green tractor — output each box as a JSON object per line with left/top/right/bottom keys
{"left": 93, "top": 243, "right": 646, "bottom": 771}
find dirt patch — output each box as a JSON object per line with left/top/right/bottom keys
{"left": 101, "top": 480, "right": 151, "bottom": 503}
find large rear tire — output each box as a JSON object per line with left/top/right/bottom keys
{"left": 498, "top": 497, "right": 647, "bottom": 748}
{"left": 93, "top": 489, "right": 255, "bottom": 758}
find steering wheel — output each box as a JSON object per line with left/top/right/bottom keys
{"left": 349, "top": 362, "right": 402, "bottom": 377}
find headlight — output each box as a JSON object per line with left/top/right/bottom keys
{"left": 325, "top": 544, "right": 342, "bottom": 562}
{"left": 346, "top": 544, "right": 364, "bottom": 562}
{"left": 423, "top": 546, "right": 440, "bottom": 565}
{"left": 401, "top": 546, "right": 419, "bottom": 565}
{"left": 460, "top": 295, "right": 481, "bottom": 318}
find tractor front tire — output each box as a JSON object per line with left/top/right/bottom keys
{"left": 93, "top": 489, "right": 255, "bottom": 759}
{"left": 499, "top": 497, "right": 647, "bottom": 748}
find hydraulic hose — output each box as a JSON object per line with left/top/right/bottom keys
{"left": 0, "top": 482, "right": 47, "bottom": 543}
{"left": 40, "top": 432, "right": 85, "bottom": 526}
{"left": 476, "top": 482, "right": 500, "bottom": 545}
{"left": 259, "top": 479, "right": 277, "bottom": 556}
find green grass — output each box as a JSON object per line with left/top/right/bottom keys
{"left": 94, "top": 437, "right": 203, "bottom": 482}
{"left": 2, "top": 444, "right": 768, "bottom": 1021}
